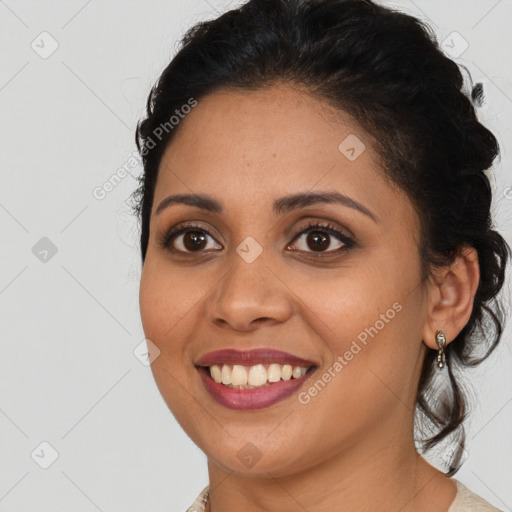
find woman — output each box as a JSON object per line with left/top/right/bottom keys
{"left": 132, "top": 0, "right": 510, "bottom": 510}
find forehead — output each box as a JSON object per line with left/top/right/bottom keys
{"left": 162, "top": 83, "right": 377, "bottom": 169}
{"left": 152, "top": 83, "right": 414, "bottom": 231}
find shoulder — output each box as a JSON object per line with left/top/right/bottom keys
{"left": 185, "top": 481, "right": 505, "bottom": 511}
{"left": 448, "top": 479, "right": 504, "bottom": 512}
{"left": 185, "top": 485, "right": 209, "bottom": 512}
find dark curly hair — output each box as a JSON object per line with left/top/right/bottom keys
{"left": 131, "top": 0, "right": 511, "bottom": 475}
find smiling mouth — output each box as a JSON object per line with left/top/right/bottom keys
{"left": 201, "top": 363, "right": 316, "bottom": 389}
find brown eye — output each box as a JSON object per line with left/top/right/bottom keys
{"left": 305, "top": 231, "right": 331, "bottom": 252}
{"left": 292, "top": 230, "right": 345, "bottom": 253}
{"left": 159, "top": 224, "right": 222, "bottom": 253}
{"left": 288, "top": 221, "right": 355, "bottom": 255}
{"left": 182, "top": 230, "right": 208, "bottom": 251}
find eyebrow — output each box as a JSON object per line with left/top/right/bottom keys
{"left": 155, "top": 191, "right": 378, "bottom": 222}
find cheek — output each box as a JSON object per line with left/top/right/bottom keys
{"left": 288, "top": 259, "right": 407, "bottom": 346}
{"left": 139, "top": 264, "right": 205, "bottom": 422}
{"left": 139, "top": 267, "right": 190, "bottom": 397}
{"left": 139, "top": 269, "right": 170, "bottom": 346}
{"left": 288, "top": 251, "right": 423, "bottom": 394}
{"left": 139, "top": 260, "right": 208, "bottom": 346}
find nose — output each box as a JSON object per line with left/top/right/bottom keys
{"left": 207, "top": 252, "right": 293, "bottom": 332}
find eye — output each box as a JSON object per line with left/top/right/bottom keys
{"left": 287, "top": 221, "right": 355, "bottom": 255}
{"left": 158, "top": 220, "right": 355, "bottom": 256}
{"left": 158, "top": 222, "right": 222, "bottom": 254}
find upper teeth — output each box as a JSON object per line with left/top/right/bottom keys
{"left": 209, "top": 363, "right": 309, "bottom": 387}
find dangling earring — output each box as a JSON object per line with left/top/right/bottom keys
{"left": 435, "top": 330, "right": 446, "bottom": 369}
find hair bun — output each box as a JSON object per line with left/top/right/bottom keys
{"left": 471, "top": 82, "right": 484, "bottom": 107}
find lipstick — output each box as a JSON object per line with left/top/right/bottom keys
{"left": 195, "top": 349, "right": 317, "bottom": 410}
{"left": 195, "top": 348, "right": 317, "bottom": 367}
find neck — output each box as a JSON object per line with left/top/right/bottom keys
{"left": 204, "top": 425, "right": 456, "bottom": 512}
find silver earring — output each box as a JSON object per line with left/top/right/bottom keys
{"left": 436, "top": 330, "right": 446, "bottom": 369}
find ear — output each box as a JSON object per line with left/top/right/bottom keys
{"left": 422, "top": 244, "right": 480, "bottom": 349}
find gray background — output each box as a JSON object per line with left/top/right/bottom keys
{"left": 1, "top": 0, "right": 511, "bottom": 510}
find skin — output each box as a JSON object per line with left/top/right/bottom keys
{"left": 139, "top": 82, "right": 480, "bottom": 512}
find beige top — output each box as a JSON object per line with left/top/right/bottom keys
{"left": 185, "top": 479, "right": 504, "bottom": 511}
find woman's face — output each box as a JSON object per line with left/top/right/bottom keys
{"left": 139, "top": 83, "right": 431, "bottom": 476}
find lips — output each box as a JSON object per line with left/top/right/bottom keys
{"left": 195, "top": 348, "right": 318, "bottom": 368}
{"left": 197, "top": 365, "right": 317, "bottom": 410}
{"left": 194, "top": 348, "right": 318, "bottom": 410}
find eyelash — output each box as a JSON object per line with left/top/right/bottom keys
{"left": 157, "top": 220, "right": 355, "bottom": 257}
